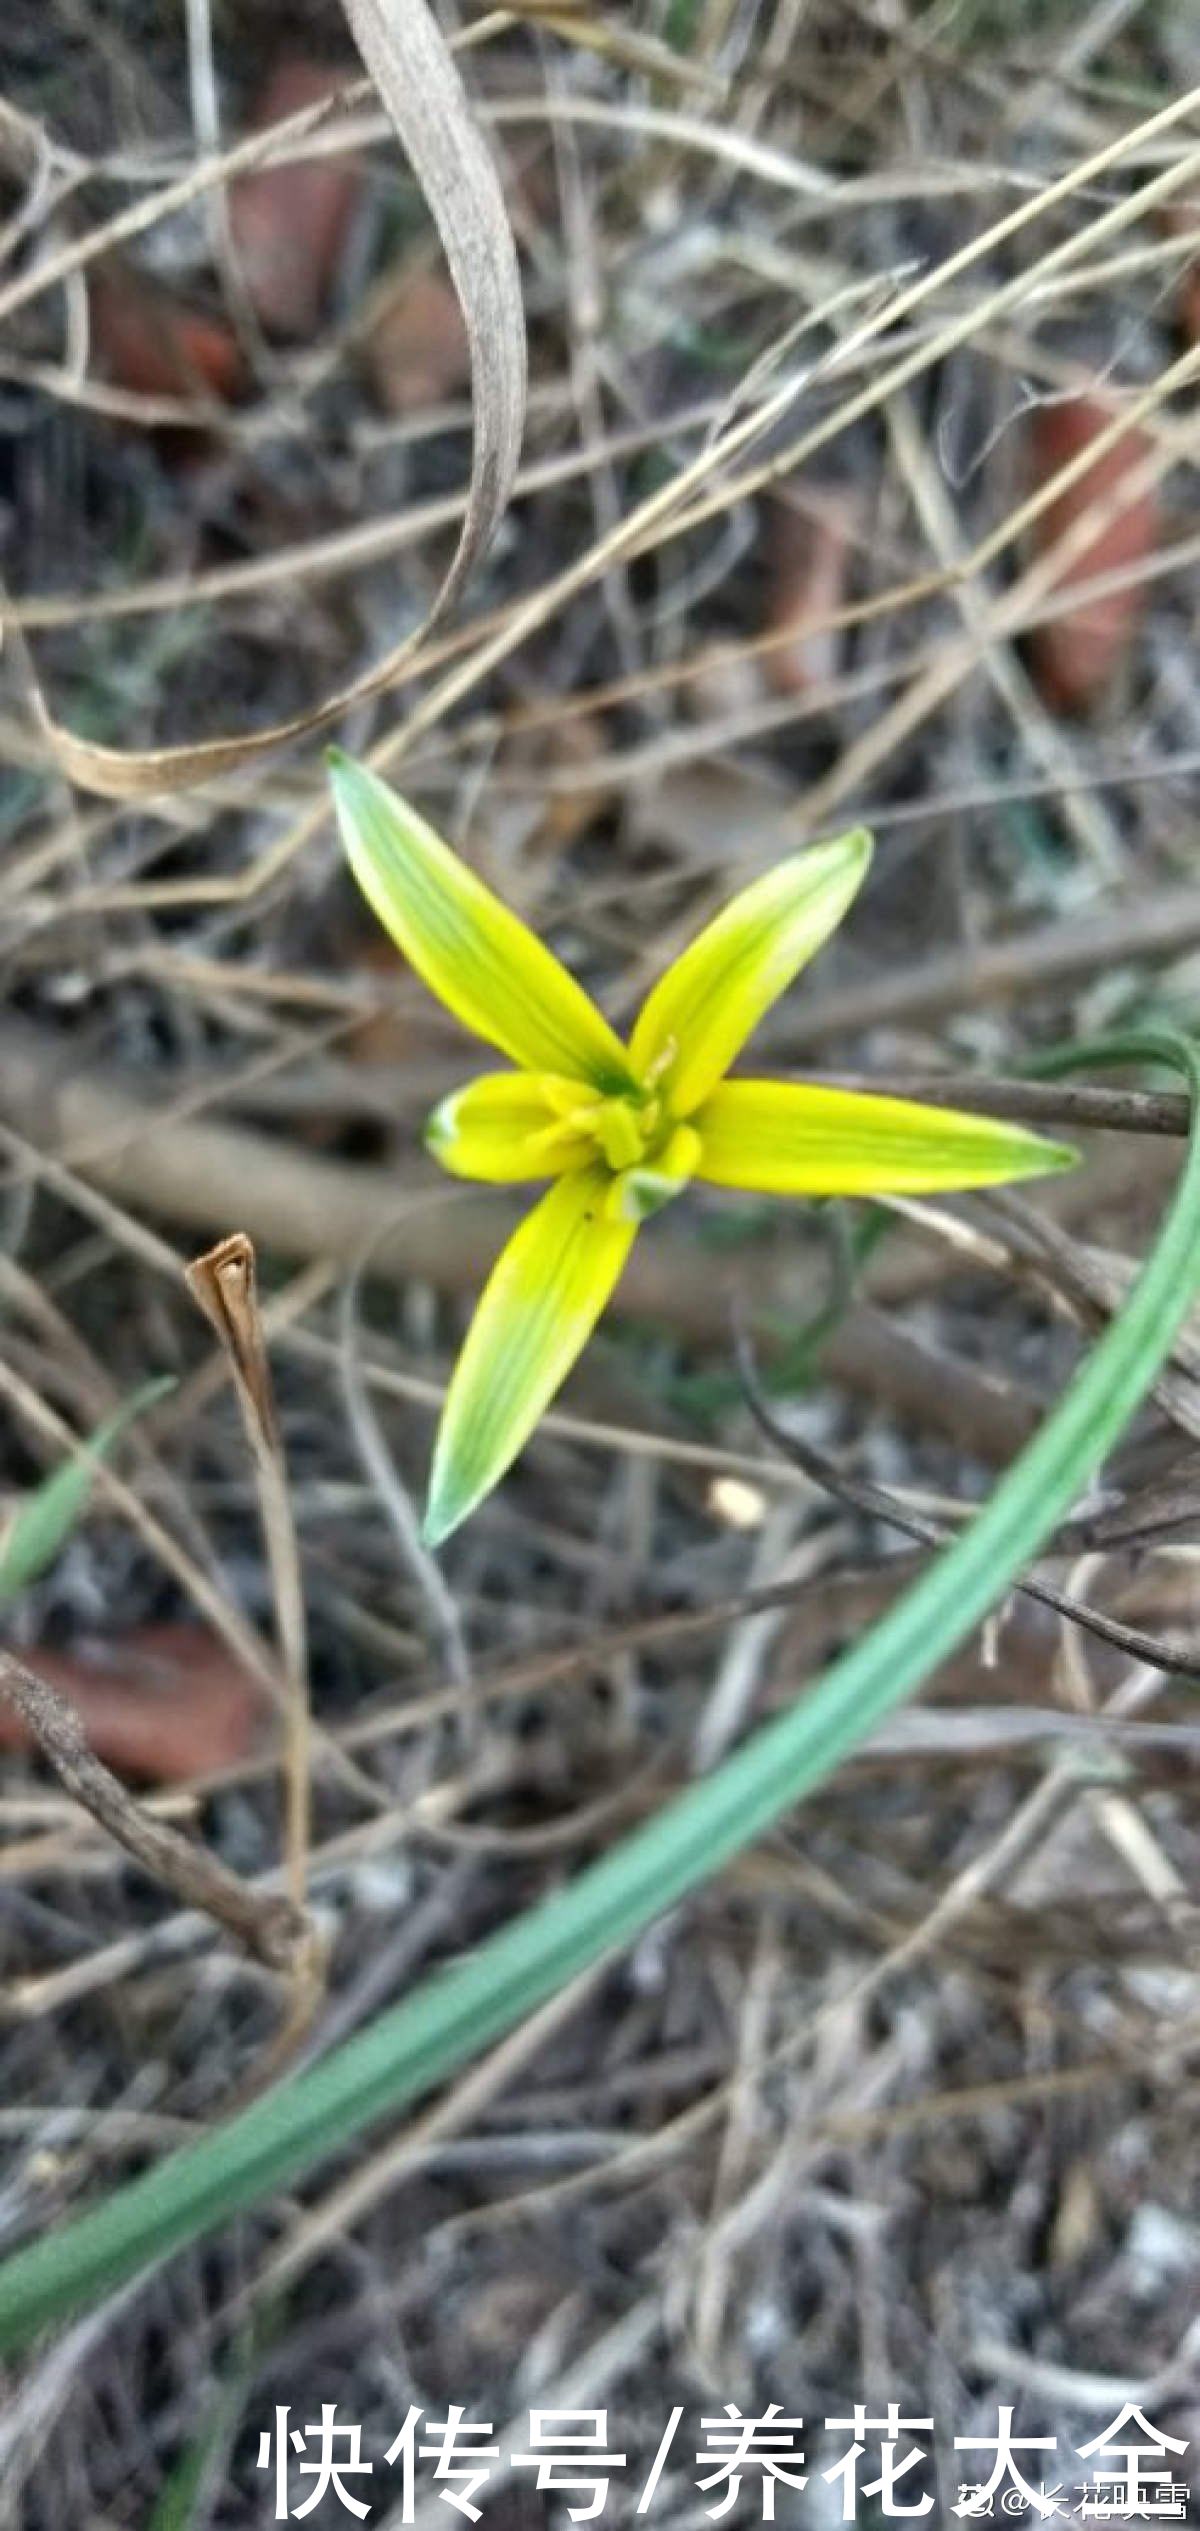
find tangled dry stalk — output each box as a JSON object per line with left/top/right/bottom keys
{"left": 3, "top": 1, "right": 1200, "bottom": 2519}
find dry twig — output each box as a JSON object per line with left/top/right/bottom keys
{"left": 0, "top": 1649, "right": 306, "bottom": 1972}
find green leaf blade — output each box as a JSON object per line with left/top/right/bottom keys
{"left": 0, "top": 1378, "right": 175, "bottom": 1607}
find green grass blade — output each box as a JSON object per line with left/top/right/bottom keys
{"left": 0, "top": 1038, "right": 1197, "bottom": 2350}
{"left": 145, "top": 2319, "right": 267, "bottom": 2531}
{"left": 0, "top": 1377, "right": 175, "bottom": 1605}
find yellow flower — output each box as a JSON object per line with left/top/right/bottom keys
{"left": 328, "top": 752, "right": 1075, "bottom": 1545}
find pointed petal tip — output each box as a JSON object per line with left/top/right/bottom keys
{"left": 1029, "top": 1135, "right": 1079, "bottom": 1176}
{"left": 818, "top": 825, "right": 872, "bottom": 897}
{"left": 805, "top": 823, "right": 872, "bottom": 877}
{"left": 325, "top": 746, "right": 371, "bottom": 814}
{"left": 996, "top": 1122, "right": 1079, "bottom": 1180}
{"left": 772, "top": 823, "right": 873, "bottom": 892}
{"left": 424, "top": 1451, "right": 493, "bottom": 1547}
{"left": 423, "top": 1095, "right": 453, "bottom": 1155}
{"left": 420, "top": 1494, "right": 460, "bottom": 1552}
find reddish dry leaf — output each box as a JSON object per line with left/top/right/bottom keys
{"left": 760, "top": 493, "right": 856, "bottom": 698}
{"left": 229, "top": 58, "right": 362, "bottom": 338}
{"left": 365, "top": 264, "right": 471, "bottom": 414}
{"left": 1183, "top": 266, "right": 1200, "bottom": 350}
{"left": 90, "top": 261, "right": 245, "bottom": 405}
{"left": 1026, "top": 394, "right": 1159, "bottom": 713}
{"left": 0, "top": 1626, "right": 264, "bottom": 1781}
{"left": 1158, "top": 200, "right": 1200, "bottom": 347}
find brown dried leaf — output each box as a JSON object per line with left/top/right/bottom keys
{"left": 90, "top": 259, "right": 245, "bottom": 405}
{"left": 0, "top": 1626, "right": 264, "bottom": 1781}
{"left": 760, "top": 491, "right": 856, "bottom": 699}
{"left": 1026, "top": 393, "right": 1160, "bottom": 713}
{"left": 229, "top": 58, "right": 363, "bottom": 338}
{"left": 1160, "top": 199, "right": 1200, "bottom": 347}
{"left": 365, "top": 264, "right": 470, "bottom": 413}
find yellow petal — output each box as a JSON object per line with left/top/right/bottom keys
{"left": 424, "top": 1169, "right": 638, "bottom": 1545}
{"left": 693, "top": 1079, "right": 1077, "bottom": 1196}
{"left": 627, "top": 828, "right": 872, "bottom": 1115}
{"left": 426, "top": 1073, "right": 592, "bottom": 1183}
{"left": 328, "top": 753, "right": 633, "bottom": 1088}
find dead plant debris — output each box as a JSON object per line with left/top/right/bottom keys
{"left": 2, "top": 1, "right": 1200, "bottom": 2521}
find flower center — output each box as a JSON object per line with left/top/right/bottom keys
{"left": 583, "top": 1090, "right": 662, "bottom": 1172}
{"left": 533, "top": 1068, "right": 700, "bottom": 1220}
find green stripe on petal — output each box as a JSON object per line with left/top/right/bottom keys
{"left": 627, "top": 828, "right": 872, "bottom": 1116}
{"left": 328, "top": 753, "right": 633, "bottom": 1088}
{"left": 693, "top": 1079, "right": 1077, "bottom": 1197}
{"left": 426, "top": 1073, "right": 593, "bottom": 1182}
{"left": 424, "top": 1169, "right": 638, "bottom": 1545}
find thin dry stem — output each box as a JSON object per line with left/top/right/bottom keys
{"left": 185, "top": 1235, "right": 311, "bottom": 1913}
